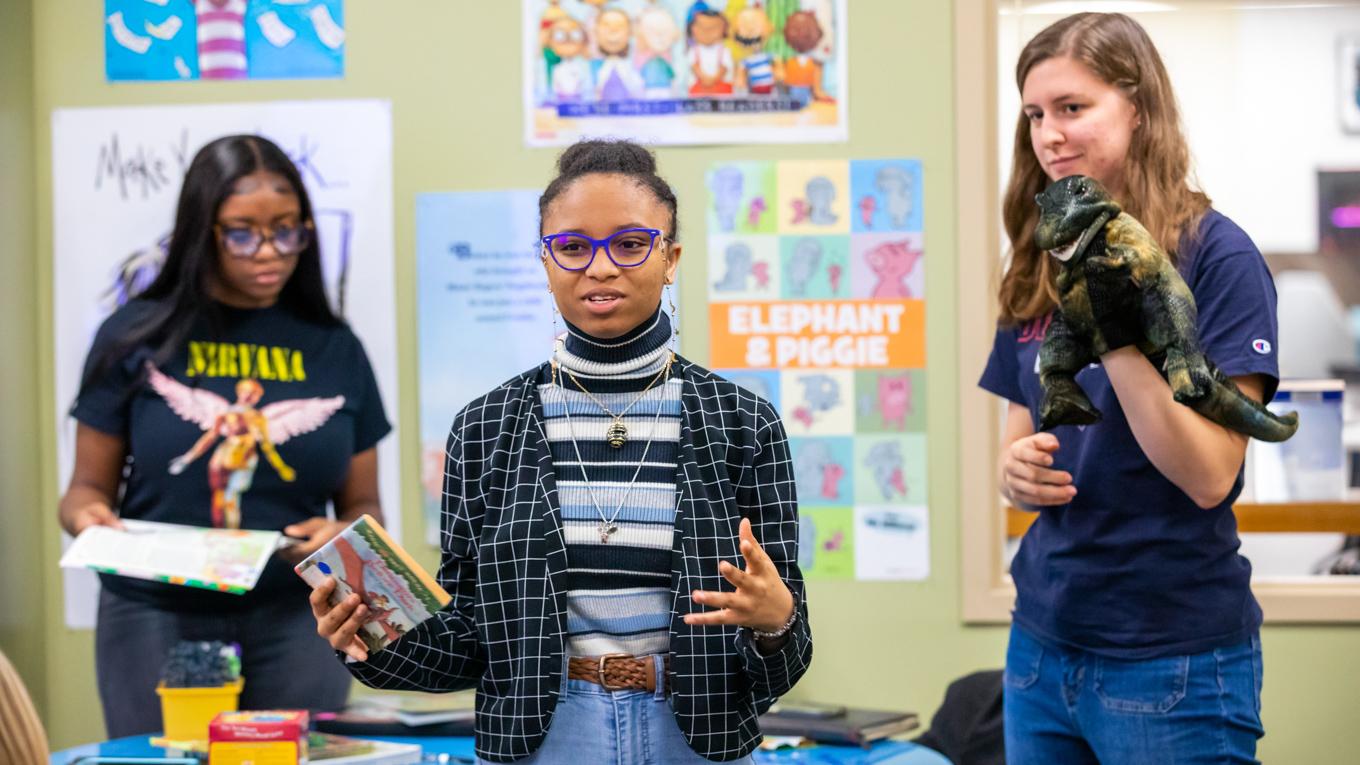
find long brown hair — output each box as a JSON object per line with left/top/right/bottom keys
{"left": 0, "top": 649, "right": 48, "bottom": 765}
{"left": 998, "top": 13, "right": 1210, "bottom": 324}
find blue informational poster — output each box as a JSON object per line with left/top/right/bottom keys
{"left": 415, "top": 191, "right": 556, "bottom": 543}
{"left": 104, "top": 0, "right": 344, "bottom": 82}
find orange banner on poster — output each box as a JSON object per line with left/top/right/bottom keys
{"left": 709, "top": 300, "right": 925, "bottom": 369}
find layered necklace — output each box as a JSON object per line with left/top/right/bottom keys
{"left": 560, "top": 353, "right": 674, "bottom": 448}
{"left": 553, "top": 352, "right": 675, "bottom": 543}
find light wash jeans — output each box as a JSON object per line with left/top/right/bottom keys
{"left": 492, "top": 654, "right": 755, "bottom": 765}
{"left": 1004, "top": 623, "right": 1264, "bottom": 764}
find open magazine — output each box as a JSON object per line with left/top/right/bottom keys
{"left": 59, "top": 519, "right": 280, "bottom": 594}
{"left": 294, "top": 514, "right": 451, "bottom": 654}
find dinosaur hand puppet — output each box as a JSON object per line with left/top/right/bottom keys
{"left": 1032, "top": 175, "right": 1298, "bottom": 443}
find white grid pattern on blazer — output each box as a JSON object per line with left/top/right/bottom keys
{"left": 346, "top": 357, "right": 812, "bottom": 763}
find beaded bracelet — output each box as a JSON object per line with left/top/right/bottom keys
{"left": 752, "top": 603, "right": 799, "bottom": 641}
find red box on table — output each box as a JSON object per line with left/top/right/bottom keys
{"left": 209, "top": 710, "right": 310, "bottom": 764}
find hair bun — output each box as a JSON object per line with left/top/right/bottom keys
{"left": 556, "top": 139, "right": 658, "bottom": 177}
{"left": 539, "top": 138, "right": 678, "bottom": 240}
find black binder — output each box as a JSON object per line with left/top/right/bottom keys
{"left": 759, "top": 705, "right": 920, "bottom": 746}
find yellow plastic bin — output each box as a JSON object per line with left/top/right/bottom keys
{"left": 156, "top": 678, "right": 245, "bottom": 741}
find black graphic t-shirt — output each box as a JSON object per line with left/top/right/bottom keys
{"left": 72, "top": 299, "right": 391, "bottom": 612}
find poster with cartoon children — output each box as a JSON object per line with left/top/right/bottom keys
{"left": 524, "top": 0, "right": 848, "bottom": 146}
{"left": 707, "top": 157, "right": 929, "bottom": 581}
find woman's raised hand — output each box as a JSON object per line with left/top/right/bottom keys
{"left": 684, "top": 518, "right": 795, "bottom": 635}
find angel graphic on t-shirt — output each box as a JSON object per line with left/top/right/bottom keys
{"left": 146, "top": 362, "right": 344, "bottom": 529}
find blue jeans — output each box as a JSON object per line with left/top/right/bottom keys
{"left": 497, "top": 655, "right": 754, "bottom": 765}
{"left": 1004, "top": 623, "right": 1263, "bottom": 764}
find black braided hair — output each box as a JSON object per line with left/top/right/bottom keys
{"left": 538, "top": 139, "right": 679, "bottom": 240}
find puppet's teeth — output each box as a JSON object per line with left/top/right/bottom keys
{"left": 1049, "top": 241, "right": 1079, "bottom": 262}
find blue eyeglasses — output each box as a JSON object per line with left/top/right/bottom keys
{"left": 541, "top": 227, "right": 667, "bottom": 271}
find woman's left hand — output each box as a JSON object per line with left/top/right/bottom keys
{"left": 278, "top": 517, "right": 348, "bottom": 564}
{"left": 684, "top": 517, "right": 795, "bottom": 634}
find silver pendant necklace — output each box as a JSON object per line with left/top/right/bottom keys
{"left": 558, "top": 372, "right": 671, "bottom": 543}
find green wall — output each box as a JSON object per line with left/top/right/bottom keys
{"left": 7, "top": 0, "right": 1356, "bottom": 758}
{"left": 0, "top": 0, "right": 45, "bottom": 719}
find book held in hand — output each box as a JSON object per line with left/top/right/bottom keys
{"left": 59, "top": 519, "right": 280, "bottom": 594}
{"left": 294, "top": 514, "right": 451, "bottom": 654}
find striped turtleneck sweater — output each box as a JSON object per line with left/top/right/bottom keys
{"left": 539, "top": 309, "right": 681, "bottom": 659}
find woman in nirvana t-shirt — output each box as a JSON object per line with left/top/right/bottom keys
{"left": 60, "top": 134, "right": 391, "bottom": 737}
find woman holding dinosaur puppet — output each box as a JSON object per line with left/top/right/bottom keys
{"left": 979, "top": 13, "right": 1276, "bottom": 764}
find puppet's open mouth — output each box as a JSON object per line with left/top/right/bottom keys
{"left": 1049, "top": 240, "right": 1079, "bottom": 262}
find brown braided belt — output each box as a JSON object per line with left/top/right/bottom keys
{"left": 567, "top": 653, "right": 670, "bottom": 693}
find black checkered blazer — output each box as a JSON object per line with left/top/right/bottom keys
{"left": 347, "top": 357, "right": 812, "bottom": 763}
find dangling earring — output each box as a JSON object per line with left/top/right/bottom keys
{"left": 665, "top": 276, "right": 679, "bottom": 351}
{"left": 548, "top": 278, "right": 561, "bottom": 387}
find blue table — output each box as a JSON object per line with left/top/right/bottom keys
{"left": 53, "top": 735, "right": 950, "bottom": 764}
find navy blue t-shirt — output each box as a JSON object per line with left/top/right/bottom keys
{"left": 979, "top": 210, "right": 1278, "bottom": 659}
{"left": 72, "top": 299, "right": 391, "bottom": 612}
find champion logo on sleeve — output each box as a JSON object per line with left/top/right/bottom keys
{"left": 1251, "top": 339, "right": 1272, "bottom": 354}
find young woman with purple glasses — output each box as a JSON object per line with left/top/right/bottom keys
{"left": 312, "top": 139, "right": 812, "bottom": 764}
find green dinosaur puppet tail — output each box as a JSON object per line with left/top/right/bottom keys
{"left": 1192, "top": 368, "right": 1299, "bottom": 443}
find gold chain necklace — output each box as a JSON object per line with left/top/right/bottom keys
{"left": 559, "top": 353, "right": 675, "bottom": 448}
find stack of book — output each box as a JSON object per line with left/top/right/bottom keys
{"left": 760, "top": 702, "right": 919, "bottom": 747}
{"left": 314, "top": 691, "right": 476, "bottom": 737}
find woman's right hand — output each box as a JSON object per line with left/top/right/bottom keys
{"left": 59, "top": 502, "right": 123, "bottom": 537}
{"left": 310, "top": 577, "right": 370, "bottom": 662}
{"left": 1002, "top": 432, "right": 1077, "bottom": 507}
{"left": 59, "top": 424, "right": 129, "bottom": 536}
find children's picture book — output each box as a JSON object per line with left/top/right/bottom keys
{"left": 294, "top": 514, "right": 451, "bottom": 654}
{"left": 59, "top": 519, "right": 280, "bottom": 594}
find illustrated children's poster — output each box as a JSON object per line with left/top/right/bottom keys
{"left": 415, "top": 191, "right": 556, "bottom": 544}
{"left": 708, "top": 158, "right": 929, "bottom": 581}
{"left": 523, "top": 0, "right": 849, "bottom": 146}
{"left": 105, "top": 0, "right": 345, "bottom": 82}
{"left": 52, "top": 100, "right": 397, "bottom": 626}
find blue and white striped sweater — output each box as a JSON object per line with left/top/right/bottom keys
{"left": 539, "top": 309, "right": 680, "bottom": 659}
